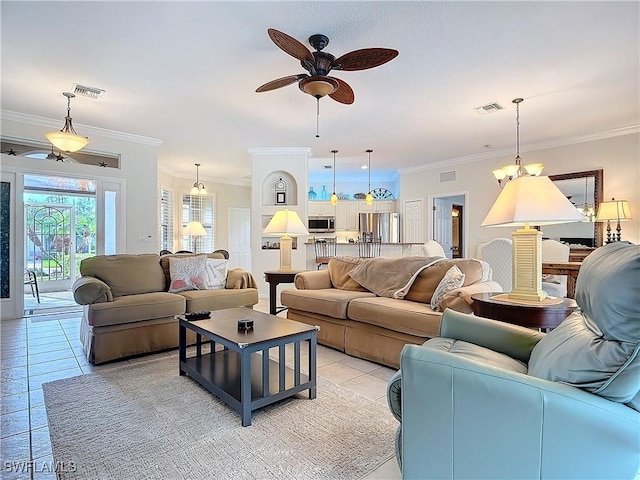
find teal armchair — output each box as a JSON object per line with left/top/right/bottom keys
{"left": 388, "top": 242, "right": 640, "bottom": 479}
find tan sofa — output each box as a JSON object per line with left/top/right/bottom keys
{"left": 281, "top": 256, "right": 502, "bottom": 368}
{"left": 73, "top": 252, "right": 258, "bottom": 364}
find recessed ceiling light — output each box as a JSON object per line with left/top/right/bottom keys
{"left": 361, "top": 165, "right": 368, "bottom": 169}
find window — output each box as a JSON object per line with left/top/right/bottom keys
{"left": 181, "top": 194, "right": 214, "bottom": 252}
{"left": 158, "top": 187, "right": 174, "bottom": 252}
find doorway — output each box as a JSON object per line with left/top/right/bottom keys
{"left": 429, "top": 193, "right": 468, "bottom": 259}
{"left": 23, "top": 175, "right": 97, "bottom": 315}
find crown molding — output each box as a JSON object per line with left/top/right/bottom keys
{"left": 247, "top": 147, "right": 313, "bottom": 157}
{"left": 1, "top": 110, "right": 163, "bottom": 147}
{"left": 158, "top": 163, "right": 251, "bottom": 187}
{"left": 398, "top": 124, "right": 640, "bottom": 175}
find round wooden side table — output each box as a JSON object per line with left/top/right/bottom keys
{"left": 471, "top": 292, "right": 578, "bottom": 330}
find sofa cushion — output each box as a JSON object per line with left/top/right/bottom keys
{"left": 204, "top": 258, "right": 229, "bottom": 289}
{"left": 431, "top": 265, "right": 465, "bottom": 311}
{"left": 80, "top": 254, "right": 165, "bottom": 298}
{"left": 405, "top": 258, "right": 490, "bottom": 304}
{"left": 328, "top": 256, "right": 368, "bottom": 291}
{"left": 282, "top": 287, "right": 376, "bottom": 320}
{"left": 529, "top": 242, "right": 640, "bottom": 410}
{"left": 179, "top": 288, "right": 258, "bottom": 312}
{"left": 86, "top": 292, "right": 185, "bottom": 327}
{"left": 168, "top": 255, "right": 208, "bottom": 293}
{"left": 347, "top": 297, "right": 442, "bottom": 337}
{"left": 160, "top": 252, "right": 227, "bottom": 290}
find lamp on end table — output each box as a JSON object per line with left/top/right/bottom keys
{"left": 262, "top": 209, "right": 308, "bottom": 270}
{"left": 183, "top": 221, "right": 207, "bottom": 253}
{"left": 482, "top": 175, "right": 584, "bottom": 302}
{"left": 595, "top": 198, "right": 632, "bottom": 243}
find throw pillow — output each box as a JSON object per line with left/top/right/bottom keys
{"left": 205, "top": 258, "right": 228, "bottom": 289}
{"left": 430, "top": 265, "right": 465, "bottom": 311}
{"left": 168, "top": 255, "right": 207, "bottom": 293}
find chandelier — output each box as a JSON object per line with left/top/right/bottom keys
{"left": 579, "top": 176, "right": 595, "bottom": 222}
{"left": 190, "top": 163, "right": 207, "bottom": 195}
{"left": 491, "top": 98, "right": 543, "bottom": 188}
{"left": 45, "top": 92, "right": 89, "bottom": 153}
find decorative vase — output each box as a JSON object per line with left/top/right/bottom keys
{"left": 320, "top": 185, "right": 328, "bottom": 200}
{"left": 308, "top": 187, "right": 317, "bottom": 200}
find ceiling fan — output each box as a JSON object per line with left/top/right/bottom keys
{"left": 256, "top": 29, "right": 398, "bottom": 136}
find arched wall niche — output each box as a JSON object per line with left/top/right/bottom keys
{"left": 261, "top": 170, "right": 298, "bottom": 207}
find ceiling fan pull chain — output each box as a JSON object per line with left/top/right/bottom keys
{"left": 316, "top": 97, "right": 320, "bottom": 138}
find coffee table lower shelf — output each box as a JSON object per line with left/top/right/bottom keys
{"left": 181, "top": 350, "right": 312, "bottom": 418}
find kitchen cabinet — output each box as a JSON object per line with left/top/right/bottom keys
{"left": 335, "top": 201, "right": 359, "bottom": 231}
{"left": 358, "top": 200, "right": 396, "bottom": 213}
{"left": 308, "top": 201, "right": 335, "bottom": 216}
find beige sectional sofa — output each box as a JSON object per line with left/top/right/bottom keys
{"left": 73, "top": 252, "right": 258, "bottom": 364}
{"left": 281, "top": 256, "right": 502, "bottom": 368}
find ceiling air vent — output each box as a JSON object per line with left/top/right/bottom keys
{"left": 72, "top": 83, "right": 105, "bottom": 99}
{"left": 324, "top": 164, "right": 332, "bottom": 169}
{"left": 474, "top": 102, "right": 504, "bottom": 115}
{"left": 440, "top": 171, "right": 456, "bottom": 183}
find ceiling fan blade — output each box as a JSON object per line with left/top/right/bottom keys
{"left": 267, "top": 29, "right": 314, "bottom": 63}
{"left": 328, "top": 77, "right": 354, "bottom": 104}
{"left": 256, "top": 74, "right": 307, "bottom": 93}
{"left": 332, "top": 48, "right": 399, "bottom": 71}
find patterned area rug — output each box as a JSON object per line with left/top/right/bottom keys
{"left": 43, "top": 356, "right": 396, "bottom": 479}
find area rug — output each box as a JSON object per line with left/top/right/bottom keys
{"left": 43, "top": 355, "right": 397, "bottom": 479}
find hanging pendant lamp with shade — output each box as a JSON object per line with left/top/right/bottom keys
{"left": 579, "top": 176, "right": 595, "bottom": 222}
{"left": 330, "top": 149, "right": 338, "bottom": 206}
{"left": 45, "top": 92, "right": 89, "bottom": 153}
{"left": 365, "top": 149, "right": 374, "bottom": 206}
{"left": 190, "top": 163, "right": 207, "bottom": 195}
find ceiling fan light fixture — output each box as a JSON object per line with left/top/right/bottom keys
{"left": 299, "top": 76, "right": 338, "bottom": 98}
{"left": 45, "top": 92, "right": 89, "bottom": 153}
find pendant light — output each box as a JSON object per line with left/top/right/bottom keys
{"left": 330, "top": 149, "right": 338, "bottom": 206}
{"left": 45, "top": 92, "right": 89, "bottom": 153}
{"left": 365, "top": 149, "right": 374, "bottom": 206}
{"left": 491, "top": 98, "right": 543, "bottom": 188}
{"left": 579, "top": 176, "right": 595, "bottom": 222}
{"left": 190, "top": 163, "right": 207, "bottom": 195}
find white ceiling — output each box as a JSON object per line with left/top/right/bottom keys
{"left": 1, "top": 1, "right": 638, "bottom": 185}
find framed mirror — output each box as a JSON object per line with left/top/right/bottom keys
{"left": 545, "top": 169, "right": 604, "bottom": 250}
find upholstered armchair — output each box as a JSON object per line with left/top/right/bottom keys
{"left": 388, "top": 242, "right": 640, "bottom": 479}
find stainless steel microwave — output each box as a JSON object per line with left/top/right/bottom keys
{"left": 308, "top": 216, "right": 335, "bottom": 233}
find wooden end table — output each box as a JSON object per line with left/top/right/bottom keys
{"left": 471, "top": 292, "right": 577, "bottom": 330}
{"left": 264, "top": 269, "right": 305, "bottom": 315}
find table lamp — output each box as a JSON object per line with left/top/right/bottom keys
{"left": 262, "top": 209, "right": 309, "bottom": 270}
{"left": 482, "top": 175, "right": 584, "bottom": 301}
{"left": 183, "top": 221, "right": 207, "bottom": 253}
{"left": 595, "top": 198, "right": 632, "bottom": 243}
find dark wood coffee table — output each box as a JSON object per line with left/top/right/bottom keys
{"left": 178, "top": 307, "right": 318, "bottom": 426}
{"left": 471, "top": 292, "right": 577, "bottom": 330}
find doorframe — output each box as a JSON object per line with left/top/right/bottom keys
{"left": 427, "top": 191, "right": 469, "bottom": 258}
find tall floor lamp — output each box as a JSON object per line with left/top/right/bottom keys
{"left": 183, "top": 221, "right": 207, "bottom": 253}
{"left": 482, "top": 175, "right": 584, "bottom": 301}
{"left": 262, "top": 209, "right": 308, "bottom": 270}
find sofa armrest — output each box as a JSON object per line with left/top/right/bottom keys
{"left": 439, "top": 309, "right": 544, "bottom": 363}
{"left": 226, "top": 268, "right": 257, "bottom": 289}
{"left": 72, "top": 276, "right": 112, "bottom": 305}
{"left": 294, "top": 270, "right": 332, "bottom": 290}
{"left": 438, "top": 280, "right": 503, "bottom": 313}
{"left": 400, "top": 344, "right": 640, "bottom": 479}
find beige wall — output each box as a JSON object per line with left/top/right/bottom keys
{"left": 398, "top": 132, "right": 640, "bottom": 256}
{"left": 158, "top": 169, "right": 251, "bottom": 251}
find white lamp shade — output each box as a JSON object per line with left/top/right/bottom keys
{"left": 263, "top": 209, "right": 308, "bottom": 236}
{"left": 45, "top": 131, "right": 89, "bottom": 153}
{"left": 482, "top": 175, "right": 585, "bottom": 227}
{"left": 183, "top": 221, "right": 207, "bottom": 236}
{"left": 595, "top": 199, "right": 632, "bottom": 222}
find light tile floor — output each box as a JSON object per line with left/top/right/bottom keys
{"left": 0, "top": 299, "right": 401, "bottom": 480}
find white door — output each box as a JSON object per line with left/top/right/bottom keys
{"left": 433, "top": 198, "right": 453, "bottom": 258}
{"left": 403, "top": 199, "right": 424, "bottom": 243}
{"left": 228, "top": 207, "right": 251, "bottom": 271}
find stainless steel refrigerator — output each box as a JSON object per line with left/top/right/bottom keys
{"left": 358, "top": 212, "right": 400, "bottom": 243}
